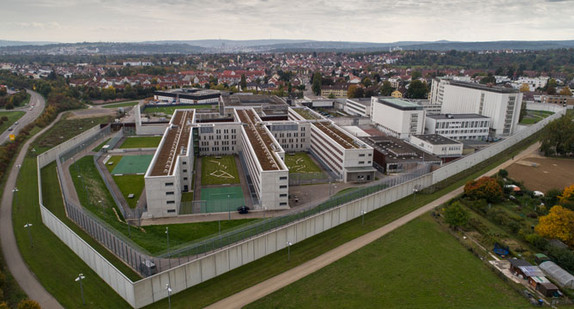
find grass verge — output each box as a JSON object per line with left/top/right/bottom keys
{"left": 101, "top": 101, "right": 140, "bottom": 109}
{"left": 284, "top": 152, "right": 322, "bottom": 173}
{"left": 201, "top": 155, "right": 240, "bottom": 185}
{"left": 0, "top": 111, "right": 25, "bottom": 133}
{"left": 119, "top": 136, "right": 161, "bottom": 148}
{"left": 113, "top": 174, "right": 145, "bottom": 208}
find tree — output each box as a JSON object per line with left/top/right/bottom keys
{"left": 480, "top": 73, "right": 496, "bottom": 84}
{"left": 535, "top": 205, "right": 574, "bottom": 246}
{"left": 411, "top": 70, "right": 422, "bottom": 80}
{"left": 559, "top": 87, "right": 572, "bottom": 96}
{"left": 506, "top": 65, "right": 515, "bottom": 79}
{"left": 519, "top": 83, "right": 530, "bottom": 92}
{"left": 519, "top": 99, "right": 527, "bottom": 122}
{"left": 464, "top": 176, "right": 503, "bottom": 203}
{"left": 312, "top": 72, "right": 322, "bottom": 96}
{"left": 545, "top": 78, "right": 557, "bottom": 95}
{"left": 540, "top": 114, "right": 574, "bottom": 156}
{"left": 361, "top": 77, "right": 372, "bottom": 88}
{"left": 347, "top": 85, "right": 364, "bottom": 98}
{"left": 380, "top": 81, "right": 393, "bottom": 96}
{"left": 240, "top": 74, "right": 247, "bottom": 91}
{"left": 405, "top": 80, "right": 428, "bottom": 99}
{"left": 17, "top": 300, "right": 41, "bottom": 309}
{"left": 444, "top": 201, "right": 469, "bottom": 229}
{"left": 558, "top": 184, "right": 574, "bottom": 209}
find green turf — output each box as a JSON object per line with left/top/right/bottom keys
{"left": 144, "top": 105, "right": 215, "bottom": 115}
{"left": 105, "top": 155, "right": 122, "bottom": 172}
{"left": 30, "top": 115, "right": 112, "bottom": 154}
{"left": 119, "top": 136, "right": 162, "bottom": 148}
{"left": 284, "top": 152, "right": 322, "bottom": 173}
{"left": 111, "top": 155, "right": 153, "bottom": 174}
{"left": 247, "top": 215, "right": 529, "bottom": 309}
{"left": 201, "top": 156, "right": 240, "bottom": 185}
{"left": 200, "top": 186, "right": 245, "bottom": 213}
{"left": 113, "top": 175, "right": 145, "bottom": 208}
{"left": 13, "top": 158, "right": 134, "bottom": 308}
{"left": 92, "top": 138, "right": 111, "bottom": 152}
{"left": 102, "top": 101, "right": 140, "bottom": 109}
{"left": 0, "top": 111, "right": 25, "bottom": 133}
{"left": 520, "top": 110, "right": 554, "bottom": 125}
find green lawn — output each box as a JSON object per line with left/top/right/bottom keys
{"left": 0, "top": 111, "right": 25, "bottom": 133}
{"left": 102, "top": 101, "right": 140, "bottom": 109}
{"left": 284, "top": 152, "right": 322, "bottom": 173}
{"left": 105, "top": 155, "right": 122, "bottom": 172}
{"left": 201, "top": 156, "right": 240, "bottom": 185}
{"left": 92, "top": 138, "right": 111, "bottom": 152}
{"left": 247, "top": 215, "right": 529, "bottom": 309}
{"left": 119, "top": 136, "right": 162, "bottom": 148}
{"left": 113, "top": 175, "right": 145, "bottom": 208}
{"left": 30, "top": 115, "right": 112, "bottom": 154}
{"left": 14, "top": 158, "right": 134, "bottom": 308}
{"left": 144, "top": 104, "right": 215, "bottom": 115}
{"left": 520, "top": 110, "right": 554, "bottom": 125}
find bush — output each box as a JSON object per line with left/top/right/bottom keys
{"left": 464, "top": 176, "right": 504, "bottom": 203}
{"left": 524, "top": 233, "right": 548, "bottom": 250}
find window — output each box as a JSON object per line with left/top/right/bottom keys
{"left": 166, "top": 191, "right": 174, "bottom": 195}
{"left": 183, "top": 169, "right": 187, "bottom": 173}
{"left": 182, "top": 161, "right": 187, "bottom": 165}
{"left": 280, "top": 185, "right": 287, "bottom": 189}
{"left": 280, "top": 176, "right": 287, "bottom": 180}
{"left": 280, "top": 194, "right": 287, "bottom": 197}
{"left": 167, "top": 201, "right": 175, "bottom": 204}
{"left": 165, "top": 182, "right": 174, "bottom": 186}
{"left": 183, "top": 177, "right": 188, "bottom": 181}
{"left": 359, "top": 154, "right": 365, "bottom": 157}
{"left": 359, "top": 161, "right": 364, "bottom": 164}
{"left": 280, "top": 202, "right": 288, "bottom": 206}
{"left": 167, "top": 209, "right": 176, "bottom": 213}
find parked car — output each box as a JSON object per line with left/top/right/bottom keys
{"left": 237, "top": 206, "right": 250, "bottom": 214}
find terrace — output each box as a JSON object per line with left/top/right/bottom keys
{"left": 150, "top": 110, "right": 194, "bottom": 176}
{"left": 313, "top": 121, "right": 358, "bottom": 149}
{"left": 237, "top": 109, "right": 282, "bottom": 171}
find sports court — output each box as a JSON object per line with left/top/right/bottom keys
{"left": 111, "top": 155, "right": 154, "bottom": 174}
{"left": 200, "top": 186, "right": 245, "bottom": 213}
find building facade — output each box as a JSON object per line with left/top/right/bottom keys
{"left": 370, "top": 97, "right": 425, "bottom": 139}
{"left": 425, "top": 113, "right": 490, "bottom": 140}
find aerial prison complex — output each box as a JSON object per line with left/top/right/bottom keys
{"left": 142, "top": 78, "right": 523, "bottom": 219}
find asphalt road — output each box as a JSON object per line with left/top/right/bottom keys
{"left": 0, "top": 91, "right": 63, "bottom": 308}
{"left": 0, "top": 90, "right": 46, "bottom": 144}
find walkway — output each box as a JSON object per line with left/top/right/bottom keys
{"left": 0, "top": 94, "right": 64, "bottom": 308}
{"left": 207, "top": 142, "right": 542, "bottom": 309}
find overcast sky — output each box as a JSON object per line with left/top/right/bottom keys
{"left": 1, "top": 0, "right": 574, "bottom": 43}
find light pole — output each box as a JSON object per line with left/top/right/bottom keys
{"left": 24, "top": 223, "right": 33, "bottom": 247}
{"left": 165, "top": 227, "right": 171, "bottom": 268}
{"left": 75, "top": 273, "right": 86, "bottom": 305}
{"left": 361, "top": 210, "right": 366, "bottom": 225}
{"left": 287, "top": 241, "right": 292, "bottom": 262}
{"left": 228, "top": 194, "right": 231, "bottom": 220}
{"left": 166, "top": 283, "right": 172, "bottom": 309}
{"left": 413, "top": 187, "right": 418, "bottom": 203}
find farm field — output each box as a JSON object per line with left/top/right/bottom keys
{"left": 201, "top": 155, "right": 240, "bottom": 185}
{"left": 284, "top": 152, "right": 322, "bottom": 173}
{"left": 247, "top": 215, "right": 530, "bottom": 309}
{"left": 119, "top": 136, "right": 162, "bottom": 148}
{"left": 0, "top": 111, "right": 25, "bottom": 133}
{"left": 506, "top": 155, "right": 574, "bottom": 193}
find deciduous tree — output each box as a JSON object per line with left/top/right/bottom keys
{"left": 464, "top": 176, "right": 503, "bottom": 203}
{"left": 444, "top": 201, "right": 469, "bottom": 229}
{"left": 535, "top": 205, "right": 574, "bottom": 246}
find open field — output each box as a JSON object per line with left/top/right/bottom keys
{"left": 119, "top": 136, "right": 162, "bottom": 148}
{"left": 101, "top": 101, "right": 140, "bottom": 109}
{"left": 506, "top": 156, "right": 574, "bottom": 192}
{"left": 247, "top": 215, "right": 530, "bottom": 309}
{"left": 111, "top": 154, "right": 153, "bottom": 174}
{"left": 30, "top": 115, "right": 112, "bottom": 154}
{"left": 15, "top": 158, "right": 134, "bottom": 308}
{"left": 113, "top": 174, "right": 145, "bottom": 208}
{"left": 284, "top": 152, "right": 322, "bottom": 173}
{"left": 144, "top": 104, "right": 215, "bottom": 115}
{"left": 201, "top": 155, "right": 240, "bottom": 185}
{"left": 0, "top": 111, "right": 25, "bottom": 133}
{"left": 520, "top": 110, "right": 554, "bottom": 125}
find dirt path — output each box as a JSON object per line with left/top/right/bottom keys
{"left": 206, "top": 142, "right": 542, "bottom": 309}
{"left": 0, "top": 106, "right": 64, "bottom": 308}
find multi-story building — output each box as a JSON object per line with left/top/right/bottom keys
{"left": 321, "top": 84, "right": 348, "bottom": 98}
{"left": 541, "top": 95, "right": 574, "bottom": 106}
{"left": 409, "top": 134, "right": 463, "bottom": 161}
{"left": 153, "top": 88, "right": 221, "bottom": 104}
{"left": 344, "top": 98, "right": 371, "bottom": 117}
{"left": 425, "top": 113, "right": 491, "bottom": 140}
{"left": 370, "top": 97, "right": 425, "bottom": 139}
{"left": 430, "top": 78, "right": 523, "bottom": 136}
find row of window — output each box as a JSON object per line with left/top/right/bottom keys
{"left": 202, "top": 135, "right": 237, "bottom": 140}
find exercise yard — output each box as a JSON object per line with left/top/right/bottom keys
{"left": 284, "top": 152, "right": 322, "bottom": 173}
{"left": 119, "top": 136, "right": 162, "bottom": 149}
{"left": 200, "top": 186, "right": 245, "bottom": 213}
{"left": 201, "top": 155, "right": 240, "bottom": 185}
{"left": 110, "top": 155, "right": 153, "bottom": 175}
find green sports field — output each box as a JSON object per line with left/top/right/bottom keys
{"left": 284, "top": 152, "right": 322, "bottom": 173}
{"left": 201, "top": 155, "right": 240, "bottom": 185}
{"left": 119, "top": 136, "right": 162, "bottom": 148}
{"left": 110, "top": 155, "right": 153, "bottom": 174}
{"left": 200, "top": 186, "right": 245, "bottom": 213}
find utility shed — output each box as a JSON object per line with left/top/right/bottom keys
{"left": 539, "top": 261, "right": 574, "bottom": 289}
{"left": 509, "top": 259, "right": 532, "bottom": 278}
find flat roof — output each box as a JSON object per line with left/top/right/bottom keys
{"left": 346, "top": 98, "right": 372, "bottom": 107}
{"left": 361, "top": 135, "right": 441, "bottom": 163}
{"left": 313, "top": 121, "right": 359, "bottom": 149}
{"left": 427, "top": 113, "right": 489, "bottom": 120}
{"left": 412, "top": 134, "right": 461, "bottom": 145}
{"left": 150, "top": 109, "right": 194, "bottom": 176}
{"left": 237, "top": 109, "right": 282, "bottom": 171}
{"left": 446, "top": 80, "right": 519, "bottom": 94}
{"left": 291, "top": 107, "right": 322, "bottom": 120}
{"left": 376, "top": 97, "right": 423, "bottom": 111}
{"left": 223, "top": 94, "right": 287, "bottom": 106}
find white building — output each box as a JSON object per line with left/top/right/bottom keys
{"left": 430, "top": 79, "right": 523, "bottom": 136}
{"left": 514, "top": 76, "right": 550, "bottom": 92}
{"left": 344, "top": 98, "right": 371, "bottom": 117}
{"left": 409, "top": 134, "right": 463, "bottom": 158}
{"left": 370, "top": 97, "right": 425, "bottom": 139}
{"left": 425, "top": 113, "right": 491, "bottom": 140}
{"left": 153, "top": 89, "right": 221, "bottom": 105}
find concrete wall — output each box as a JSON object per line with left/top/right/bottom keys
{"left": 37, "top": 125, "right": 102, "bottom": 167}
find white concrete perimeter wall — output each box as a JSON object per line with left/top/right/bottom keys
{"left": 132, "top": 174, "right": 432, "bottom": 308}
{"left": 36, "top": 125, "right": 102, "bottom": 167}
{"left": 526, "top": 102, "right": 565, "bottom": 113}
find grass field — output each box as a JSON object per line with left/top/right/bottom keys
{"left": 112, "top": 175, "right": 145, "bottom": 208}
{"left": 30, "top": 115, "right": 112, "bottom": 154}
{"left": 247, "top": 215, "right": 529, "bottom": 309}
{"left": 92, "top": 138, "right": 111, "bottom": 152}
{"left": 201, "top": 155, "right": 240, "bottom": 185}
{"left": 101, "top": 101, "right": 140, "bottom": 109}
{"left": 520, "top": 110, "right": 554, "bottom": 125}
{"left": 105, "top": 155, "right": 122, "bottom": 172}
{"left": 0, "top": 111, "right": 25, "bottom": 133}
{"left": 144, "top": 104, "right": 215, "bottom": 115}
{"left": 111, "top": 155, "right": 153, "bottom": 174}
{"left": 201, "top": 186, "right": 245, "bottom": 213}
{"left": 284, "top": 152, "right": 322, "bottom": 173}
{"left": 119, "top": 136, "right": 162, "bottom": 148}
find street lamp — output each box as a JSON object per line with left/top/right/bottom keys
{"left": 166, "top": 284, "right": 172, "bottom": 309}
{"left": 361, "top": 210, "right": 366, "bottom": 225}
{"left": 287, "top": 241, "right": 292, "bottom": 262}
{"left": 413, "top": 187, "right": 419, "bottom": 203}
{"left": 165, "top": 227, "right": 171, "bottom": 268}
{"left": 12, "top": 187, "right": 18, "bottom": 193}
{"left": 75, "top": 273, "right": 86, "bottom": 305}
{"left": 24, "top": 223, "right": 33, "bottom": 247}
